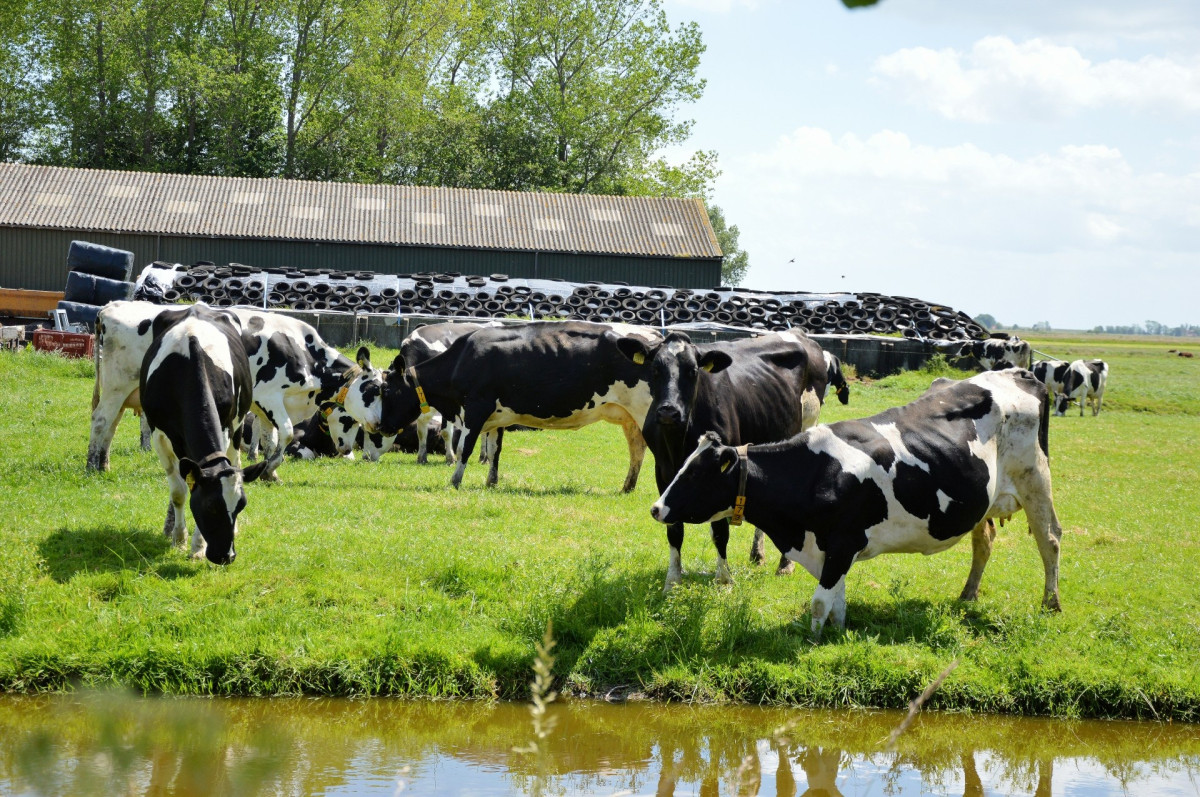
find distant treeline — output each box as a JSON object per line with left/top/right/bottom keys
{"left": 0, "top": 0, "right": 711, "bottom": 195}
{"left": 1090, "top": 323, "right": 1198, "bottom": 337}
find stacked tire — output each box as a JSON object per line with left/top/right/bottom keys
{"left": 58, "top": 241, "right": 136, "bottom": 327}
{"left": 142, "top": 262, "right": 988, "bottom": 341}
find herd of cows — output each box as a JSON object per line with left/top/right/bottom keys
{"left": 83, "top": 301, "right": 1109, "bottom": 635}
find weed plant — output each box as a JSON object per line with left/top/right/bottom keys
{"left": 0, "top": 336, "right": 1197, "bottom": 718}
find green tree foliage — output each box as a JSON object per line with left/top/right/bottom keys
{"left": 4, "top": 0, "right": 713, "bottom": 196}
{"left": 707, "top": 205, "right": 748, "bottom": 287}
{"left": 490, "top": 0, "right": 705, "bottom": 193}
{"left": 974, "top": 313, "right": 998, "bottom": 330}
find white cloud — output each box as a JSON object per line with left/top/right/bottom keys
{"left": 873, "top": 37, "right": 1200, "bottom": 122}
{"left": 719, "top": 128, "right": 1200, "bottom": 327}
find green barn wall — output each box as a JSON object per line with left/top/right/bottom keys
{"left": 1, "top": 227, "right": 723, "bottom": 292}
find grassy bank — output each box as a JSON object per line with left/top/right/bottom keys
{"left": 1, "top": 335, "right": 1198, "bottom": 719}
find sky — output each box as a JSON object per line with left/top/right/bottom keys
{"left": 661, "top": 0, "right": 1200, "bottom": 330}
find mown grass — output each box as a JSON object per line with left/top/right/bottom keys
{"left": 1, "top": 336, "right": 1198, "bottom": 719}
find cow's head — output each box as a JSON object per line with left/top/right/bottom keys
{"left": 616, "top": 332, "right": 732, "bottom": 429}
{"left": 824, "top": 352, "right": 850, "bottom": 405}
{"left": 321, "top": 403, "right": 361, "bottom": 456}
{"left": 650, "top": 432, "right": 740, "bottom": 525}
{"left": 338, "top": 347, "right": 385, "bottom": 433}
{"left": 378, "top": 354, "right": 426, "bottom": 437}
{"left": 178, "top": 455, "right": 268, "bottom": 564}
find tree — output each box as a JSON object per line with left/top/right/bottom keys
{"left": 974, "top": 313, "right": 998, "bottom": 330}
{"left": 491, "top": 0, "right": 706, "bottom": 194}
{"left": 708, "top": 204, "right": 748, "bottom": 287}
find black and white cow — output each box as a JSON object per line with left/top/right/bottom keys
{"left": 1055, "top": 359, "right": 1108, "bottom": 416}
{"left": 88, "top": 301, "right": 375, "bottom": 478}
{"left": 650, "top": 369, "right": 1063, "bottom": 636}
{"left": 385, "top": 321, "right": 661, "bottom": 490}
{"left": 958, "top": 336, "right": 1033, "bottom": 371}
{"left": 286, "top": 401, "right": 402, "bottom": 462}
{"left": 1032, "top": 359, "right": 1069, "bottom": 402}
{"left": 285, "top": 408, "right": 357, "bottom": 460}
{"left": 822, "top": 350, "right": 850, "bottom": 405}
{"left": 344, "top": 324, "right": 490, "bottom": 467}
{"left": 140, "top": 305, "right": 269, "bottom": 563}
{"left": 615, "top": 329, "right": 830, "bottom": 590}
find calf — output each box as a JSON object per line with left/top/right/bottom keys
{"left": 616, "top": 330, "right": 829, "bottom": 590}
{"left": 140, "top": 305, "right": 269, "bottom": 563}
{"left": 1055, "top": 359, "right": 1108, "bottom": 416}
{"left": 651, "top": 369, "right": 1062, "bottom": 636}
{"left": 959, "top": 336, "right": 1032, "bottom": 371}
{"left": 88, "top": 302, "right": 374, "bottom": 479}
{"left": 822, "top": 350, "right": 850, "bottom": 405}
{"left": 1031, "top": 359, "right": 1069, "bottom": 401}
{"left": 389, "top": 321, "right": 661, "bottom": 491}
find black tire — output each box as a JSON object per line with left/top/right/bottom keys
{"left": 66, "top": 241, "right": 134, "bottom": 281}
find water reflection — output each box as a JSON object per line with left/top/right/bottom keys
{"left": 1, "top": 694, "right": 1198, "bottom": 795}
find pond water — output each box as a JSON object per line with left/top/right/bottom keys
{"left": 1, "top": 694, "right": 1198, "bottom": 796}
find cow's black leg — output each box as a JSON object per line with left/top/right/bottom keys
{"left": 750, "top": 527, "right": 795, "bottom": 575}
{"left": 485, "top": 428, "right": 505, "bottom": 487}
{"left": 750, "top": 527, "right": 766, "bottom": 564}
{"left": 664, "top": 522, "right": 685, "bottom": 592}
{"left": 710, "top": 519, "right": 733, "bottom": 584}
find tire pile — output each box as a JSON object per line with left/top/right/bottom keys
{"left": 137, "top": 262, "right": 988, "bottom": 341}
{"left": 58, "top": 241, "right": 136, "bottom": 326}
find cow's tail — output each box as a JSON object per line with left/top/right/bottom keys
{"left": 91, "top": 315, "right": 104, "bottom": 411}
{"left": 1037, "top": 380, "right": 1050, "bottom": 460}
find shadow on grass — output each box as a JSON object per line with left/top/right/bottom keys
{"left": 38, "top": 526, "right": 196, "bottom": 583}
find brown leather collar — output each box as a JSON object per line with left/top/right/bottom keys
{"left": 731, "top": 444, "right": 750, "bottom": 526}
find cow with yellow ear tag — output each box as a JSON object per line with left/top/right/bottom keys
{"left": 615, "top": 329, "right": 831, "bottom": 592}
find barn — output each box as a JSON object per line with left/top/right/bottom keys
{"left": 0, "top": 163, "right": 724, "bottom": 293}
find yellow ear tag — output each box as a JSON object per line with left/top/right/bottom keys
{"left": 184, "top": 472, "right": 197, "bottom": 492}
{"left": 321, "top": 405, "right": 335, "bottom": 418}
{"left": 701, "top": 361, "right": 715, "bottom": 372}
{"left": 633, "top": 352, "right": 645, "bottom": 365}
{"left": 334, "top": 386, "right": 349, "bottom": 405}
{"left": 720, "top": 459, "right": 732, "bottom": 473}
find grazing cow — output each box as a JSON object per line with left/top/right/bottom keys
{"left": 958, "top": 337, "right": 1032, "bottom": 371}
{"left": 346, "top": 324, "right": 489, "bottom": 466}
{"left": 1055, "top": 359, "right": 1108, "bottom": 416}
{"left": 615, "top": 329, "right": 830, "bottom": 590}
{"left": 286, "top": 409, "right": 357, "bottom": 460}
{"left": 821, "top": 350, "right": 850, "bottom": 405}
{"left": 140, "top": 305, "right": 269, "bottom": 563}
{"left": 87, "top": 302, "right": 374, "bottom": 479}
{"left": 651, "top": 369, "right": 1062, "bottom": 636}
{"left": 385, "top": 321, "right": 661, "bottom": 491}
{"left": 1031, "top": 359, "right": 1070, "bottom": 401}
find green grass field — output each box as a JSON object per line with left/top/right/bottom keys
{"left": 1, "top": 333, "right": 1197, "bottom": 719}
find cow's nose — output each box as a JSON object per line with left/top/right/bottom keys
{"left": 656, "top": 406, "right": 682, "bottom": 424}
{"left": 650, "top": 505, "right": 661, "bottom": 521}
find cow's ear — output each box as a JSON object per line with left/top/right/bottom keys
{"left": 242, "top": 460, "right": 270, "bottom": 483}
{"left": 388, "top": 354, "right": 405, "bottom": 373}
{"left": 717, "top": 446, "right": 738, "bottom": 474}
{"left": 179, "top": 458, "right": 200, "bottom": 491}
{"left": 698, "top": 350, "right": 733, "bottom": 374}
{"left": 356, "top": 346, "right": 372, "bottom": 371}
{"left": 616, "top": 336, "right": 653, "bottom": 365}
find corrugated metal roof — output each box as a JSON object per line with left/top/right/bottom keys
{"left": 0, "top": 163, "right": 724, "bottom": 259}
